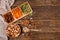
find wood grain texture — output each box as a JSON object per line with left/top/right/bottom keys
{"left": 9, "top": 0, "right": 60, "bottom": 40}
{"left": 32, "top": 6, "right": 60, "bottom": 20}
{"left": 28, "top": 0, "right": 60, "bottom": 6}
{"left": 12, "top": 0, "right": 60, "bottom": 7}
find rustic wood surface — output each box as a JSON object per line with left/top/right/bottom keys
{"left": 9, "top": 0, "right": 60, "bottom": 40}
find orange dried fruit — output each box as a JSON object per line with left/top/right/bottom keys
{"left": 12, "top": 7, "right": 23, "bottom": 19}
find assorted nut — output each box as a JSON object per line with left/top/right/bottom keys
{"left": 6, "top": 24, "right": 21, "bottom": 38}
{"left": 23, "top": 27, "right": 30, "bottom": 33}
{"left": 21, "top": 20, "right": 30, "bottom": 26}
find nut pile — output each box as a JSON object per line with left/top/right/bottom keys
{"left": 6, "top": 24, "right": 21, "bottom": 38}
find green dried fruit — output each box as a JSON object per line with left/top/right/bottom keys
{"left": 20, "top": 2, "right": 32, "bottom": 14}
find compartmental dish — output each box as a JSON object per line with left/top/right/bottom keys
{"left": 2, "top": 2, "right": 33, "bottom": 24}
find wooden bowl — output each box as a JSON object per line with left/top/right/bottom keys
{"left": 6, "top": 24, "right": 21, "bottom": 38}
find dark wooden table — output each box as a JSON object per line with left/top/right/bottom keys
{"left": 9, "top": 0, "right": 60, "bottom": 40}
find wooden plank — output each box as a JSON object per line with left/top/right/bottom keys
{"left": 12, "top": 0, "right": 60, "bottom": 7}
{"left": 30, "top": 20, "right": 60, "bottom": 32}
{"left": 31, "top": 6, "right": 60, "bottom": 20}
{"left": 28, "top": 0, "right": 60, "bottom": 6}
{"left": 9, "top": 32, "right": 60, "bottom": 40}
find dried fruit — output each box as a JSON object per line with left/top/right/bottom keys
{"left": 12, "top": 7, "right": 23, "bottom": 19}
{"left": 20, "top": 2, "right": 33, "bottom": 14}
{"left": 3, "top": 12, "right": 14, "bottom": 23}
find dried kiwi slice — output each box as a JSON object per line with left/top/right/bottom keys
{"left": 20, "top": 2, "right": 32, "bottom": 14}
